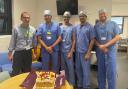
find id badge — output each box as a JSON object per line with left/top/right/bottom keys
{"left": 25, "top": 45, "right": 31, "bottom": 50}
{"left": 100, "top": 30, "right": 107, "bottom": 41}
{"left": 62, "top": 39, "right": 65, "bottom": 42}
{"left": 101, "top": 37, "right": 107, "bottom": 41}
{"left": 46, "top": 31, "right": 52, "bottom": 40}
{"left": 46, "top": 35, "right": 52, "bottom": 40}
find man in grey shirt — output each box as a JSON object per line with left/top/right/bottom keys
{"left": 8, "top": 12, "right": 36, "bottom": 76}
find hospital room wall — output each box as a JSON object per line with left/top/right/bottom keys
{"left": 112, "top": 2, "right": 128, "bottom": 38}
{"left": 12, "top": 0, "right": 112, "bottom": 27}
{"left": 12, "top": 0, "right": 37, "bottom": 27}
{"left": 36, "top": 0, "right": 112, "bottom": 26}
{"left": 0, "top": 0, "right": 37, "bottom": 52}
{"left": 0, "top": 0, "right": 112, "bottom": 52}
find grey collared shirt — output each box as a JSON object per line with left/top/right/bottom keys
{"left": 8, "top": 25, "right": 36, "bottom": 52}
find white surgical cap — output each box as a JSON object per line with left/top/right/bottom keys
{"left": 44, "top": 10, "right": 51, "bottom": 16}
{"left": 63, "top": 11, "right": 71, "bottom": 18}
{"left": 79, "top": 11, "right": 87, "bottom": 17}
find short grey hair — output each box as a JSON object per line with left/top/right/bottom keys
{"left": 98, "top": 9, "right": 107, "bottom": 14}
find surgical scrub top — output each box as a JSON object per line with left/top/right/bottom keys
{"left": 75, "top": 22, "right": 95, "bottom": 53}
{"left": 60, "top": 24, "right": 74, "bottom": 52}
{"left": 94, "top": 21, "right": 120, "bottom": 51}
{"left": 36, "top": 22, "right": 61, "bottom": 52}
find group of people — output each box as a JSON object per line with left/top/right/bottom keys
{"left": 8, "top": 8, "right": 121, "bottom": 89}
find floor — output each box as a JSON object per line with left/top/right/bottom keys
{"left": 90, "top": 52, "right": 128, "bottom": 89}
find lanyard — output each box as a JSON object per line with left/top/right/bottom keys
{"left": 77, "top": 25, "right": 83, "bottom": 42}
{"left": 99, "top": 24, "right": 108, "bottom": 42}
{"left": 62, "top": 26, "right": 69, "bottom": 42}
{"left": 45, "top": 23, "right": 52, "bottom": 32}
{"left": 20, "top": 25, "right": 30, "bottom": 46}
{"left": 25, "top": 29, "right": 29, "bottom": 45}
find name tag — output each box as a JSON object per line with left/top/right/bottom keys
{"left": 100, "top": 30, "right": 107, "bottom": 41}
{"left": 101, "top": 37, "right": 107, "bottom": 41}
{"left": 46, "top": 35, "right": 52, "bottom": 40}
{"left": 25, "top": 45, "right": 31, "bottom": 50}
{"left": 46, "top": 31, "right": 52, "bottom": 40}
{"left": 62, "top": 39, "right": 65, "bottom": 42}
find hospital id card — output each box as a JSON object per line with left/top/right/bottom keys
{"left": 46, "top": 35, "right": 52, "bottom": 40}
{"left": 100, "top": 31, "right": 107, "bottom": 41}
{"left": 101, "top": 37, "right": 107, "bottom": 41}
{"left": 25, "top": 45, "right": 31, "bottom": 50}
{"left": 46, "top": 31, "right": 52, "bottom": 40}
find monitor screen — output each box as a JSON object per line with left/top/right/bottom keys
{"left": 56, "top": 0, "right": 78, "bottom": 15}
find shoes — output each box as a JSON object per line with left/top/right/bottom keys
{"left": 77, "top": 87, "right": 82, "bottom": 89}
{"left": 94, "top": 88, "right": 99, "bottom": 89}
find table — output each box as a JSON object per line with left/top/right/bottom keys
{"left": 0, "top": 73, "right": 73, "bottom": 89}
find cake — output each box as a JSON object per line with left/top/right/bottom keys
{"left": 35, "top": 71, "right": 56, "bottom": 89}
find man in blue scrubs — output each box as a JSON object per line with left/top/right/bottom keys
{"left": 75, "top": 11, "right": 95, "bottom": 89}
{"left": 94, "top": 9, "right": 121, "bottom": 89}
{"left": 60, "top": 11, "right": 75, "bottom": 87}
{"left": 36, "top": 10, "right": 62, "bottom": 73}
